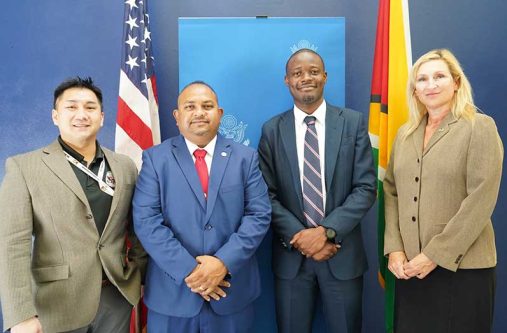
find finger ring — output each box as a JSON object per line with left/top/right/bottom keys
{"left": 301, "top": 252, "right": 305, "bottom": 256}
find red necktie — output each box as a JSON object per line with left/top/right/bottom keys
{"left": 193, "top": 149, "right": 208, "bottom": 198}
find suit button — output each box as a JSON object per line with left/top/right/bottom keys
{"left": 413, "top": 196, "right": 417, "bottom": 202}
{"left": 86, "top": 214, "right": 93, "bottom": 219}
{"left": 97, "top": 244, "right": 104, "bottom": 250}
{"left": 415, "top": 177, "right": 419, "bottom": 182}
{"left": 455, "top": 254, "right": 463, "bottom": 264}
{"left": 417, "top": 158, "right": 420, "bottom": 163}
{"left": 204, "top": 224, "right": 212, "bottom": 230}
{"left": 411, "top": 216, "right": 416, "bottom": 222}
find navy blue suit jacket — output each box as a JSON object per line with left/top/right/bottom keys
{"left": 258, "top": 104, "right": 376, "bottom": 280}
{"left": 133, "top": 135, "right": 271, "bottom": 317}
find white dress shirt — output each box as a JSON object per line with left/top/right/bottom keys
{"left": 184, "top": 135, "right": 217, "bottom": 175}
{"left": 294, "top": 100, "right": 327, "bottom": 208}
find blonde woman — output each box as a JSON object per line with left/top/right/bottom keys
{"left": 384, "top": 49, "right": 503, "bottom": 333}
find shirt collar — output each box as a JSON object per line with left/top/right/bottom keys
{"left": 184, "top": 135, "right": 217, "bottom": 158}
{"left": 293, "top": 99, "right": 327, "bottom": 125}
{"left": 58, "top": 136, "right": 104, "bottom": 164}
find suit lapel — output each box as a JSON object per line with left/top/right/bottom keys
{"left": 411, "top": 115, "right": 426, "bottom": 160}
{"left": 172, "top": 136, "right": 207, "bottom": 210}
{"left": 280, "top": 111, "right": 303, "bottom": 209}
{"left": 102, "top": 148, "right": 122, "bottom": 232}
{"left": 324, "top": 106, "right": 344, "bottom": 196}
{"left": 423, "top": 113, "right": 457, "bottom": 156}
{"left": 42, "top": 141, "right": 90, "bottom": 209}
{"left": 205, "top": 136, "right": 231, "bottom": 223}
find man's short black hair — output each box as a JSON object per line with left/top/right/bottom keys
{"left": 179, "top": 80, "right": 219, "bottom": 104}
{"left": 285, "top": 48, "right": 326, "bottom": 74}
{"left": 53, "top": 76, "right": 103, "bottom": 108}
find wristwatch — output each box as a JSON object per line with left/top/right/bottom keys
{"left": 325, "top": 227, "right": 336, "bottom": 242}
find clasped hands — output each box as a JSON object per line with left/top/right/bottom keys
{"left": 388, "top": 251, "right": 437, "bottom": 280}
{"left": 290, "top": 226, "right": 340, "bottom": 261}
{"left": 185, "top": 255, "right": 230, "bottom": 302}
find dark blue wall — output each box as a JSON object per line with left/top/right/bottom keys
{"left": 1, "top": 1, "right": 506, "bottom": 332}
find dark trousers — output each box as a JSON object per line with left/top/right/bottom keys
{"left": 395, "top": 266, "right": 496, "bottom": 333}
{"left": 275, "top": 258, "right": 363, "bottom": 333}
{"left": 147, "top": 302, "right": 254, "bottom": 333}
{"left": 62, "top": 284, "right": 132, "bottom": 333}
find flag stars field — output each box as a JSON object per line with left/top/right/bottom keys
{"left": 125, "top": 35, "right": 139, "bottom": 50}
{"left": 126, "top": 15, "right": 139, "bottom": 30}
{"left": 126, "top": 55, "right": 139, "bottom": 70}
{"left": 125, "top": 0, "right": 138, "bottom": 10}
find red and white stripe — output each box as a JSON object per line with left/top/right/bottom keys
{"left": 116, "top": 70, "right": 161, "bottom": 170}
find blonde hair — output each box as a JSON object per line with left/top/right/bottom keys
{"left": 405, "top": 49, "right": 476, "bottom": 136}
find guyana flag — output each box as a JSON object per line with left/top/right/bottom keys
{"left": 368, "top": 0, "right": 412, "bottom": 331}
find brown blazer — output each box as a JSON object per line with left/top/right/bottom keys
{"left": 0, "top": 140, "right": 147, "bottom": 332}
{"left": 384, "top": 113, "right": 503, "bottom": 271}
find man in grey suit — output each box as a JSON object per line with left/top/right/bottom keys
{"left": 0, "top": 77, "right": 146, "bottom": 333}
{"left": 258, "top": 49, "right": 376, "bottom": 333}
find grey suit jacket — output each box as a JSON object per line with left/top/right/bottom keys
{"left": 258, "top": 104, "right": 377, "bottom": 280}
{"left": 384, "top": 113, "right": 503, "bottom": 271}
{"left": 0, "top": 140, "right": 147, "bottom": 332}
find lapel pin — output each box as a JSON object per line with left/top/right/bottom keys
{"left": 221, "top": 152, "right": 227, "bottom": 157}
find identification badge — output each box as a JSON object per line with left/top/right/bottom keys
{"left": 105, "top": 171, "right": 116, "bottom": 188}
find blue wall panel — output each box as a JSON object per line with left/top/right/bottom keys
{"left": 1, "top": 1, "right": 506, "bottom": 332}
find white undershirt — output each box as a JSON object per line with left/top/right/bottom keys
{"left": 184, "top": 136, "right": 217, "bottom": 175}
{"left": 293, "top": 100, "right": 327, "bottom": 208}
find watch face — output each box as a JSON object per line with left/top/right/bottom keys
{"left": 326, "top": 228, "right": 336, "bottom": 239}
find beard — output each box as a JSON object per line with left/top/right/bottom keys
{"left": 302, "top": 94, "right": 316, "bottom": 104}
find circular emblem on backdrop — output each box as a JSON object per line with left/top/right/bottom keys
{"left": 221, "top": 114, "right": 237, "bottom": 129}
{"left": 219, "top": 114, "right": 250, "bottom": 146}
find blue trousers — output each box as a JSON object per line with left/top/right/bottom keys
{"left": 147, "top": 302, "right": 254, "bottom": 333}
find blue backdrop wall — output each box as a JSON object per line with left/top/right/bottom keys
{"left": 1, "top": 1, "right": 506, "bottom": 332}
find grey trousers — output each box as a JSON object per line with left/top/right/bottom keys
{"left": 61, "top": 284, "right": 132, "bottom": 333}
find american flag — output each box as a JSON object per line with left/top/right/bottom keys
{"left": 116, "top": 1, "right": 158, "bottom": 332}
{"left": 116, "top": 0, "right": 160, "bottom": 169}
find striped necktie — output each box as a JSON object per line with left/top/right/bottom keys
{"left": 302, "top": 116, "right": 324, "bottom": 227}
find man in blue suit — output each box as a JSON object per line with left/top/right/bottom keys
{"left": 258, "top": 49, "right": 376, "bottom": 333}
{"left": 133, "top": 81, "right": 271, "bottom": 333}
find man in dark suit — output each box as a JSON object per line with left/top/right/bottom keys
{"left": 258, "top": 49, "right": 376, "bottom": 333}
{"left": 133, "top": 81, "right": 271, "bottom": 333}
